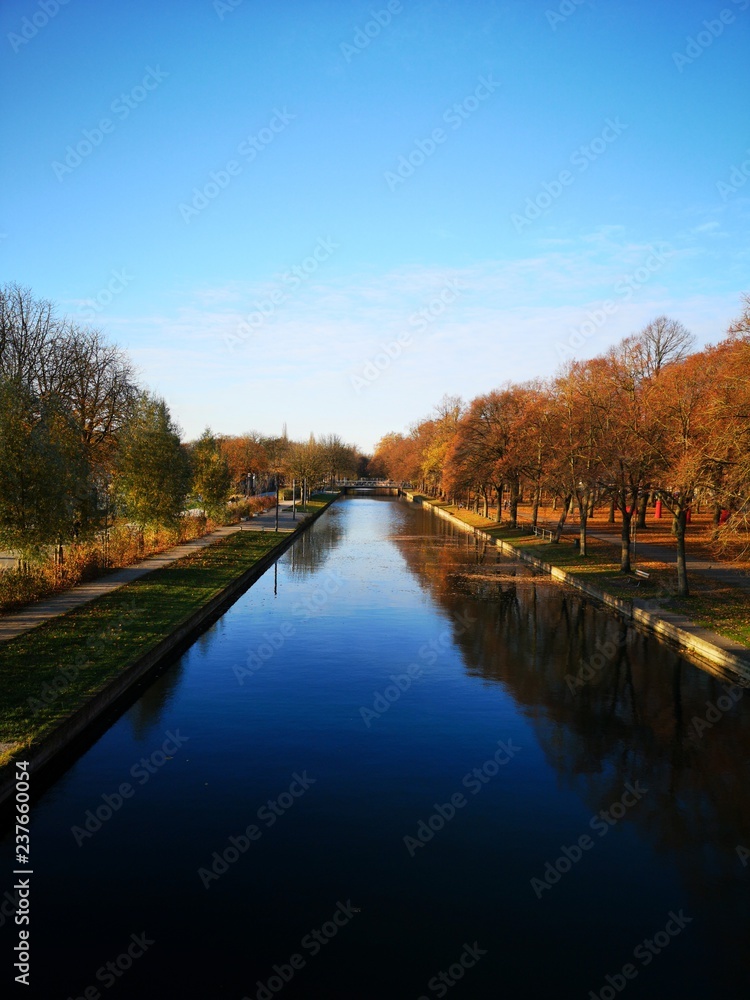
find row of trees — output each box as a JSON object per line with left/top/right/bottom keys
{"left": 371, "top": 303, "right": 750, "bottom": 596}
{"left": 0, "top": 284, "right": 364, "bottom": 566}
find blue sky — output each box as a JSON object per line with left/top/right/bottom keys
{"left": 1, "top": 0, "right": 748, "bottom": 451}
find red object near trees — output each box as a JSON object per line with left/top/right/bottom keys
{"left": 655, "top": 499, "right": 662, "bottom": 518}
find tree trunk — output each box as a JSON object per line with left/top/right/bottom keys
{"left": 553, "top": 494, "right": 572, "bottom": 543}
{"left": 577, "top": 496, "right": 588, "bottom": 556}
{"left": 636, "top": 491, "right": 649, "bottom": 529}
{"left": 608, "top": 496, "right": 616, "bottom": 523}
{"left": 509, "top": 479, "right": 519, "bottom": 528}
{"left": 552, "top": 495, "right": 558, "bottom": 511}
{"left": 482, "top": 489, "right": 489, "bottom": 518}
{"left": 712, "top": 503, "right": 721, "bottom": 528}
{"left": 531, "top": 484, "right": 541, "bottom": 529}
{"left": 674, "top": 510, "right": 689, "bottom": 597}
{"left": 620, "top": 506, "right": 632, "bottom": 573}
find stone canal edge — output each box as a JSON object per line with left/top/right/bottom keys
{"left": 406, "top": 492, "right": 750, "bottom": 685}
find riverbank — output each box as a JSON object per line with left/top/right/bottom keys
{"left": 0, "top": 493, "right": 338, "bottom": 801}
{"left": 405, "top": 493, "right": 750, "bottom": 681}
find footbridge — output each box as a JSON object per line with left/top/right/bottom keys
{"left": 335, "top": 480, "right": 412, "bottom": 496}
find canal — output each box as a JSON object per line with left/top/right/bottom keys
{"left": 2, "top": 496, "right": 749, "bottom": 998}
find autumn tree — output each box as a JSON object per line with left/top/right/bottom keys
{"left": 318, "top": 433, "right": 358, "bottom": 485}
{"left": 704, "top": 325, "right": 750, "bottom": 556}
{"left": 587, "top": 342, "right": 664, "bottom": 571}
{"left": 113, "top": 393, "right": 190, "bottom": 531}
{"left": 191, "top": 429, "right": 233, "bottom": 518}
{"left": 622, "top": 315, "right": 695, "bottom": 378}
{"left": 415, "top": 395, "right": 463, "bottom": 496}
{"left": 220, "top": 433, "right": 267, "bottom": 494}
{"left": 371, "top": 432, "right": 421, "bottom": 483}
{"left": 284, "top": 437, "right": 325, "bottom": 503}
{"left": 549, "top": 362, "right": 604, "bottom": 555}
{"left": 646, "top": 351, "right": 717, "bottom": 596}
{"left": 0, "top": 378, "right": 88, "bottom": 562}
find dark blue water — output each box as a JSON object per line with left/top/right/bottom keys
{"left": 2, "top": 497, "right": 749, "bottom": 999}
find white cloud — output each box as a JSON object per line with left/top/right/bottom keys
{"left": 103, "top": 227, "right": 746, "bottom": 449}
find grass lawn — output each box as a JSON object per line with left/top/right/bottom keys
{"left": 0, "top": 530, "right": 286, "bottom": 769}
{"left": 415, "top": 497, "right": 750, "bottom": 649}
{"left": 292, "top": 493, "right": 337, "bottom": 515}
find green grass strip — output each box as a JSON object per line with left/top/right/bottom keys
{"left": 0, "top": 530, "right": 286, "bottom": 766}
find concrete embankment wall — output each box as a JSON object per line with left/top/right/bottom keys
{"left": 417, "top": 498, "right": 750, "bottom": 684}
{"left": 0, "top": 497, "right": 339, "bottom": 807}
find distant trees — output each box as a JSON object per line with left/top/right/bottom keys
{"left": 220, "top": 433, "right": 267, "bottom": 494}
{"left": 317, "top": 434, "right": 359, "bottom": 486}
{"left": 284, "top": 438, "right": 325, "bottom": 504}
{"left": 370, "top": 432, "right": 421, "bottom": 484}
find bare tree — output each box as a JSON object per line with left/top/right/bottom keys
{"left": 56, "top": 325, "right": 139, "bottom": 471}
{"left": 0, "top": 282, "right": 61, "bottom": 393}
{"left": 625, "top": 316, "right": 696, "bottom": 378}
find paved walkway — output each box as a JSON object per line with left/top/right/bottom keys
{"left": 515, "top": 515, "right": 750, "bottom": 594}
{"left": 0, "top": 503, "right": 302, "bottom": 645}
{"left": 566, "top": 526, "right": 750, "bottom": 593}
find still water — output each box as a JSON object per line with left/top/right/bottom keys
{"left": 2, "top": 497, "right": 749, "bottom": 999}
